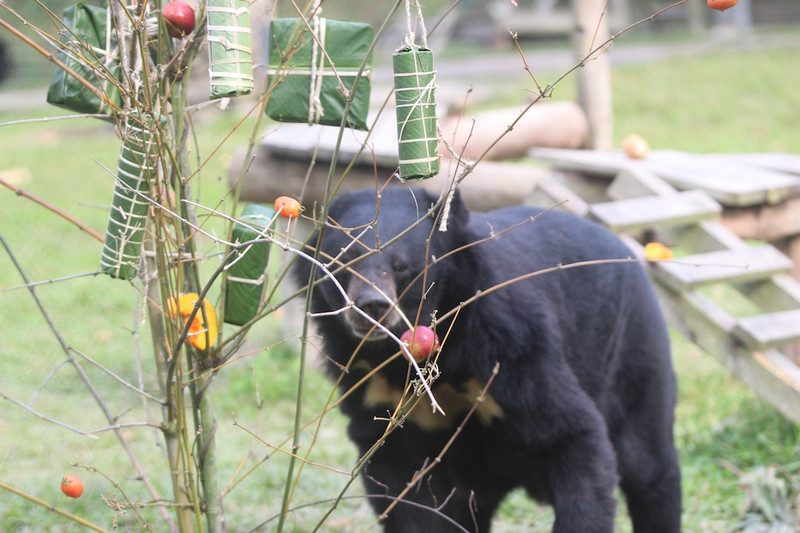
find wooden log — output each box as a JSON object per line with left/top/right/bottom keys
{"left": 438, "top": 101, "right": 588, "bottom": 162}
{"left": 721, "top": 196, "right": 800, "bottom": 242}
{"left": 230, "top": 145, "right": 550, "bottom": 213}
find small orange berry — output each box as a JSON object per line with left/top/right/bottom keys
{"left": 274, "top": 196, "right": 302, "bottom": 219}
{"left": 60, "top": 474, "right": 84, "bottom": 498}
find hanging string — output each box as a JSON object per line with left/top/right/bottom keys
{"left": 403, "top": 0, "right": 428, "bottom": 49}
{"left": 307, "top": 0, "right": 325, "bottom": 124}
{"left": 401, "top": 1, "right": 452, "bottom": 229}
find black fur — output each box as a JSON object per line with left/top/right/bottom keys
{"left": 293, "top": 186, "right": 681, "bottom": 532}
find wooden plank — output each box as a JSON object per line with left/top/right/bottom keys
{"left": 655, "top": 245, "right": 792, "bottom": 291}
{"left": 734, "top": 310, "right": 800, "bottom": 350}
{"left": 527, "top": 176, "right": 590, "bottom": 217}
{"left": 674, "top": 291, "right": 800, "bottom": 425}
{"left": 589, "top": 190, "right": 720, "bottom": 232}
{"left": 673, "top": 290, "right": 737, "bottom": 357}
{"left": 527, "top": 148, "right": 800, "bottom": 207}
{"left": 735, "top": 275, "right": 800, "bottom": 313}
{"left": 556, "top": 171, "right": 612, "bottom": 203}
{"left": 528, "top": 146, "right": 628, "bottom": 176}
{"left": 725, "top": 153, "right": 800, "bottom": 176}
{"left": 607, "top": 167, "right": 676, "bottom": 200}
{"left": 660, "top": 220, "right": 749, "bottom": 255}
{"left": 645, "top": 151, "right": 800, "bottom": 206}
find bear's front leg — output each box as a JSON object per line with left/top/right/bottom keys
{"left": 546, "top": 427, "right": 619, "bottom": 533}
{"left": 361, "top": 444, "right": 483, "bottom": 533}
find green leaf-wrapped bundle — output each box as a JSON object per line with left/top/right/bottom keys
{"left": 207, "top": 0, "right": 254, "bottom": 99}
{"left": 100, "top": 113, "right": 161, "bottom": 280}
{"left": 46, "top": 2, "right": 122, "bottom": 116}
{"left": 266, "top": 18, "right": 373, "bottom": 130}
{"left": 224, "top": 204, "right": 276, "bottom": 325}
{"left": 393, "top": 46, "right": 439, "bottom": 180}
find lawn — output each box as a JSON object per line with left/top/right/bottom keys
{"left": 2, "top": 22, "right": 800, "bottom": 533}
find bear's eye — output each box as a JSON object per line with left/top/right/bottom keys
{"left": 392, "top": 259, "right": 409, "bottom": 275}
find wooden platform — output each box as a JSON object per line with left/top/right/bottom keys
{"left": 529, "top": 147, "right": 800, "bottom": 206}
{"left": 529, "top": 147, "right": 800, "bottom": 280}
{"left": 528, "top": 148, "right": 800, "bottom": 425}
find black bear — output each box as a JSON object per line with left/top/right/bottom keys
{"left": 293, "top": 186, "right": 681, "bottom": 532}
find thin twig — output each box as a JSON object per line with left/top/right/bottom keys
{"left": 0, "top": 390, "right": 99, "bottom": 438}
{"left": 87, "top": 421, "right": 161, "bottom": 434}
{"left": 0, "top": 175, "right": 104, "bottom": 242}
{"left": 0, "top": 481, "right": 109, "bottom": 533}
{"left": 0, "top": 114, "right": 112, "bottom": 127}
{"left": 70, "top": 347, "right": 166, "bottom": 404}
{"left": 2, "top": 271, "right": 103, "bottom": 293}
{"left": 232, "top": 416, "right": 350, "bottom": 476}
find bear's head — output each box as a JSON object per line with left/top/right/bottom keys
{"left": 294, "top": 186, "right": 475, "bottom": 348}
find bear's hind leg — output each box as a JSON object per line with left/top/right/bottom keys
{"left": 546, "top": 429, "right": 619, "bottom": 533}
{"left": 616, "top": 421, "right": 682, "bottom": 533}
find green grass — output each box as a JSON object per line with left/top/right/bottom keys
{"left": 611, "top": 44, "right": 800, "bottom": 153}
{"left": 2, "top": 28, "right": 800, "bottom": 532}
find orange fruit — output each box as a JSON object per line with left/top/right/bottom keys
{"left": 622, "top": 134, "right": 650, "bottom": 159}
{"left": 60, "top": 474, "right": 84, "bottom": 498}
{"left": 167, "top": 293, "right": 218, "bottom": 350}
{"left": 274, "top": 196, "right": 302, "bottom": 219}
{"left": 708, "top": 0, "right": 738, "bottom": 12}
{"left": 644, "top": 242, "right": 674, "bottom": 261}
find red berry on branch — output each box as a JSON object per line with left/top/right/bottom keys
{"left": 162, "top": 1, "right": 196, "bottom": 38}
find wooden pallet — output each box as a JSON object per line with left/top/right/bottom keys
{"left": 529, "top": 147, "right": 800, "bottom": 206}
{"left": 528, "top": 150, "right": 800, "bottom": 424}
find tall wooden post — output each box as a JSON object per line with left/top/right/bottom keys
{"left": 571, "top": 0, "right": 613, "bottom": 150}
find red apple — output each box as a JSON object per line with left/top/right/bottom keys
{"left": 400, "top": 325, "right": 440, "bottom": 363}
{"left": 162, "top": 1, "right": 195, "bottom": 38}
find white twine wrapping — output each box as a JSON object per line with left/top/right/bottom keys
{"left": 207, "top": 0, "right": 254, "bottom": 97}
{"left": 100, "top": 115, "right": 158, "bottom": 278}
{"left": 307, "top": 14, "right": 327, "bottom": 125}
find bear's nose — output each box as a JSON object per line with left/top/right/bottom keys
{"left": 356, "top": 294, "right": 392, "bottom": 321}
